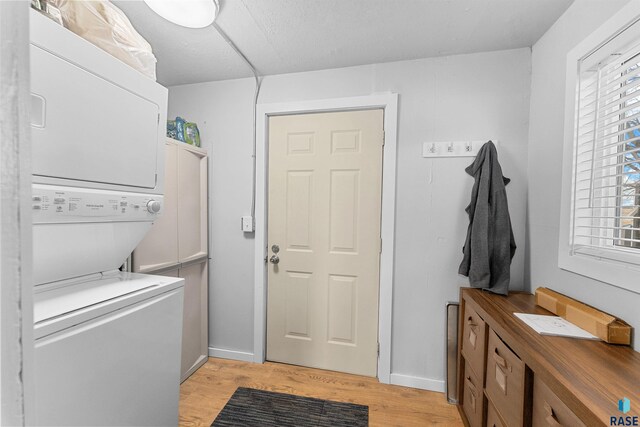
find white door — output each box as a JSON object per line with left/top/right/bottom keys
{"left": 266, "top": 109, "right": 384, "bottom": 377}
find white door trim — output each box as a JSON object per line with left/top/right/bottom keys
{"left": 254, "top": 93, "right": 398, "bottom": 384}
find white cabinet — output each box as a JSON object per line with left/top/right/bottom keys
{"left": 134, "top": 140, "right": 207, "bottom": 272}
{"left": 177, "top": 262, "right": 208, "bottom": 380}
{"left": 133, "top": 143, "right": 179, "bottom": 272}
{"left": 177, "top": 144, "right": 208, "bottom": 263}
{"left": 133, "top": 139, "right": 209, "bottom": 381}
{"left": 155, "top": 263, "right": 208, "bottom": 382}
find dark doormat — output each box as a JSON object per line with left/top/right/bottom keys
{"left": 211, "top": 387, "right": 369, "bottom": 427}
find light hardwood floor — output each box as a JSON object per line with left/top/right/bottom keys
{"left": 179, "top": 358, "right": 463, "bottom": 426}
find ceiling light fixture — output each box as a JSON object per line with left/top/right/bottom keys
{"left": 143, "top": 0, "right": 219, "bottom": 29}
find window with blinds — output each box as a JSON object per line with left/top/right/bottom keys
{"left": 572, "top": 36, "right": 640, "bottom": 265}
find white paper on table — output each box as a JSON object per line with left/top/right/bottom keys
{"left": 513, "top": 313, "right": 600, "bottom": 340}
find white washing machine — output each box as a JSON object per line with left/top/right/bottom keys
{"left": 29, "top": 10, "right": 182, "bottom": 426}
{"left": 30, "top": 185, "right": 184, "bottom": 426}
{"left": 33, "top": 272, "right": 183, "bottom": 426}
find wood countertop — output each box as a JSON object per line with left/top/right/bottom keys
{"left": 461, "top": 288, "right": 639, "bottom": 426}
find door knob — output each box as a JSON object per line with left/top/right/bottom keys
{"left": 269, "top": 244, "right": 280, "bottom": 264}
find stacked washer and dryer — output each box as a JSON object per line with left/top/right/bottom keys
{"left": 29, "top": 10, "right": 184, "bottom": 426}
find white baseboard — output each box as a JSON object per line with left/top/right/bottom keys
{"left": 181, "top": 354, "right": 208, "bottom": 383}
{"left": 207, "top": 348, "right": 443, "bottom": 393}
{"left": 389, "top": 373, "right": 445, "bottom": 393}
{"left": 208, "top": 347, "right": 255, "bottom": 363}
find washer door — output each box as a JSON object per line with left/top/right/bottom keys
{"left": 34, "top": 288, "right": 183, "bottom": 427}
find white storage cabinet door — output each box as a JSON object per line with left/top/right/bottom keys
{"left": 177, "top": 146, "right": 208, "bottom": 262}
{"left": 134, "top": 142, "right": 180, "bottom": 272}
{"left": 178, "top": 261, "right": 208, "bottom": 381}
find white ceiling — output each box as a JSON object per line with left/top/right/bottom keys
{"left": 113, "top": 0, "right": 573, "bottom": 87}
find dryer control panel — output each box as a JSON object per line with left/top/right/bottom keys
{"left": 32, "top": 184, "right": 163, "bottom": 224}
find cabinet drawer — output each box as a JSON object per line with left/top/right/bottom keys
{"left": 533, "top": 378, "right": 585, "bottom": 427}
{"left": 485, "top": 329, "right": 526, "bottom": 427}
{"left": 486, "top": 400, "right": 505, "bottom": 427}
{"left": 463, "top": 360, "right": 485, "bottom": 427}
{"left": 462, "top": 304, "right": 487, "bottom": 381}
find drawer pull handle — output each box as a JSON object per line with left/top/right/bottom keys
{"left": 493, "top": 349, "right": 511, "bottom": 371}
{"left": 465, "top": 376, "right": 478, "bottom": 411}
{"left": 465, "top": 376, "right": 477, "bottom": 396}
{"left": 467, "top": 316, "right": 477, "bottom": 328}
{"left": 544, "top": 402, "right": 563, "bottom": 427}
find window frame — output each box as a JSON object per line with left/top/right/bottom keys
{"left": 614, "top": 71, "right": 640, "bottom": 252}
{"left": 559, "top": 3, "right": 640, "bottom": 294}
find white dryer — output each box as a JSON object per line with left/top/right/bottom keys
{"left": 29, "top": 9, "right": 182, "bottom": 426}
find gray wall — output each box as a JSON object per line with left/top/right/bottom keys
{"left": 169, "top": 48, "right": 532, "bottom": 386}
{"left": 169, "top": 78, "right": 257, "bottom": 357}
{"left": 527, "top": 0, "right": 639, "bottom": 352}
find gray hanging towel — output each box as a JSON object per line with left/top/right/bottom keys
{"left": 458, "top": 141, "right": 516, "bottom": 295}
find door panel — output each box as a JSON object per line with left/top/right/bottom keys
{"left": 267, "top": 109, "right": 383, "bottom": 377}
{"left": 327, "top": 274, "right": 357, "bottom": 345}
{"left": 177, "top": 146, "right": 208, "bottom": 263}
{"left": 329, "top": 170, "right": 359, "bottom": 253}
{"left": 133, "top": 142, "right": 179, "bottom": 273}
{"left": 151, "top": 265, "right": 208, "bottom": 382}
{"left": 286, "top": 171, "right": 314, "bottom": 250}
{"left": 178, "top": 262, "right": 208, "bottom": 381}
{"left": 284, "top": 271, "right": 312, "bottom": 339}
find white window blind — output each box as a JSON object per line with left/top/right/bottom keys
{"left": 572, "top": 35, "right": 640, "bottom": 265}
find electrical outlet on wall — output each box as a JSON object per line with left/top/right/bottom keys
{"left": 241, "top": 215, "right": 254, "bottom": 232}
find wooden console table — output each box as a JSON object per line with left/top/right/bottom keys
{"left": 457, "top": 288, "right": 640, "bottom": 427}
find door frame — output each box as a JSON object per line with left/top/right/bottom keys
{"left": 253, "top": 93, "right": 398, "bottom": 383}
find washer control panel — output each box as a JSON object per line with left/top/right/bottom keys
{"left": 32, "top": 184, "right": 162, "bottom": 224}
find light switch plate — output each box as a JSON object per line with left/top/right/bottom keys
{"left": 241, "top": 215, "right": 254, "bottom": 232}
